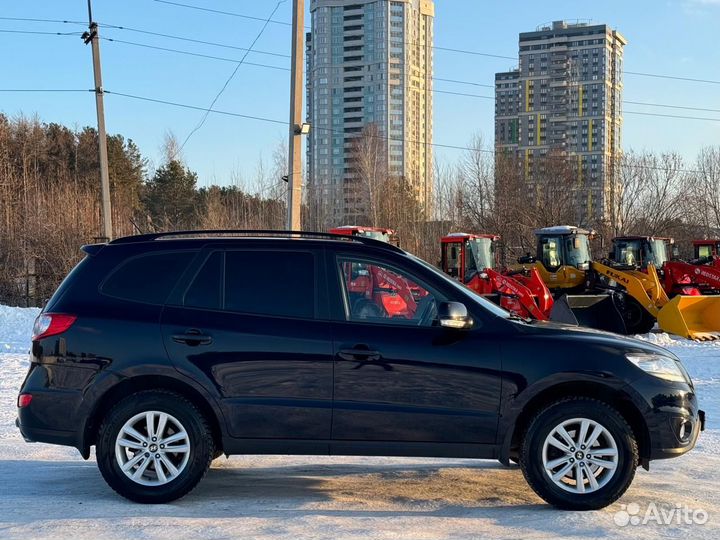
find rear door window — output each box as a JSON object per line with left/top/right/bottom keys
{"left": 183, "top": 250, "right": 316, "bottom": 319}
{"left": 102, "top": 251, "right": 195, "bottom": 305}
{"left": 184, "top": 251, "right": 223, "bottom": 310}
{"left": 224, "top": 251, "right": 315, "bottom": 319}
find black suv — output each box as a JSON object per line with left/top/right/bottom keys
{"left": 17, "top": 231, "right": 704, "bottom": 509}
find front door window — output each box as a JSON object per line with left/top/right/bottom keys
{"left": 338, "top": 258, "right": 438, "bottom": 326}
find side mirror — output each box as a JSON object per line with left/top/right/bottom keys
{"left": 438, "top": 302, "right": 474, "bottom": 330}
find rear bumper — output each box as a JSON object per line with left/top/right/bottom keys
{"left": 16, "top": 417, "right": 83, "bottom": 450}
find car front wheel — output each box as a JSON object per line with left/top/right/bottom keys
{"left": 520, "top": 397, "right": 638, "bottom": 510}
{"left": 96, "top": 390, "right": 214, "bottom": 503}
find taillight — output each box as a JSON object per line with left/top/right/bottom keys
{"left": 32, "top": 313, "right": 77, "bottom": 341}
{"left": 18, "top": 394, "right": 33, "bottom": 408}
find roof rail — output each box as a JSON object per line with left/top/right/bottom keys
{"left": 108, "top": 229, "right": 405, "bottom": 253}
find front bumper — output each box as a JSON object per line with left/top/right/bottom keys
{"left": 623, "top": 376, "right": 705, "bottom": 461}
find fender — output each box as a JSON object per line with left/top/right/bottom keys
{"left": 496, "top": 371, "right": 631, "bottom": 465}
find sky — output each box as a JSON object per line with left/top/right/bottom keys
{"left": 1, "top": 0, "right": 719, "bottom": 188}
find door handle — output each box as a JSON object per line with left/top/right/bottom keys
{"left": 172, "top": 329, "right": 213, "bottom": 346}
{"left": 338, "top": 347, "right": 382, "bottom": 362}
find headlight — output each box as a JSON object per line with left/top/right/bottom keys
{"left": 625, "top": 353, "right": 688, "bottom": 383}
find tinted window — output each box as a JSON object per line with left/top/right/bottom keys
{"left": 224, "top": 251, "right": 315, "bottom": 318}
{"left": 184, "top": 251, "right": 223, "bottom": 310}
{"left": 102, "top": 251, "right": 195, "bottom": 304}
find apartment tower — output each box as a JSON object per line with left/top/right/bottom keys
{"left": 307, "top": 0, "right": 435, "bottom": 224}
{"left": 495, "top": 21, "right": 627, "bottom": 225}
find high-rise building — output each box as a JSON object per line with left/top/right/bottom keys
{"left": 495, "top": 21, "right": 627, "bottom": 225}
{"left": 307, "top": 0, "right": 435, "bottom": 224}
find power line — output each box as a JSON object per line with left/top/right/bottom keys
{"left": 0, "top": 16, "right": 85, "bottom": 25}
{"left": 434, "top": 89, "right": 493, "bottom": 100}
{"left": 106, "top": 90, "right": 288, "bottom": 125}
{"left": 0, "top": 89, "right": 91, "bottom": 92}
{"left": 176, "top": 0, "right": 288, "bottom": 156}
{"left": 152, "top": 0, "right": 296, "bottom": 27}
{"left": 101, "top": 36, "right": 720, "bottom": 121}
{"left": 624, "top": 100, "right": 720, "bottom": 114}
{"left": 99, "top": 22, "right": 291, "bottom": 59}
{"left": 105, "top": 89, "right": 708, "bottom": 174}
{"left": 6, "top": 21, "right": 714, "bottom": 122}
{"left": 625, "top": 71, "right": 720, "bottom": 86}
{"left": 433, "top": 77, "right": 495, "bottom": 89}
{"left": 5, "top": 9, "right": 720, "bottom": 88}
{"left": 0, "top": 28, "right": 82, "bottom": 36}
{"left": 433, "top": 46, "right": 515, "bottom": 60}
{"left": 625, "top": 110, "right": 720, "bottom": 123}
{"left": 101, "top": 37, "right": 290, "bottom": 71}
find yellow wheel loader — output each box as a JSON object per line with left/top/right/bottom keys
{"left": 517, "top": 226, "right": 720, "bottom": 340}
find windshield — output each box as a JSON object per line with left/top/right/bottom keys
{"left": 565, "top": 234, "right": 591, "bottom": 267}
{"left": 410, "top": 254, "right": 513, "bottom": 320}
{"left": 615, "top": 239, "right": 667, "bottom": 267}
{"left": 649, "top": 240, "right": 669, "bottom": 266}
{"left": 615, "top": 240, "right": 642, "bottom": 266}
{"left": 466, "top": 238, "right": 496, "bottom": 272}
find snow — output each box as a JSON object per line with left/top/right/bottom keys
{"left": 0, "top": 307, "right": 719, "bottom": 539}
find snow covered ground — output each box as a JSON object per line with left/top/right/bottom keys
{"left": 0, "top": 305, "right": 719, "bottom": 539}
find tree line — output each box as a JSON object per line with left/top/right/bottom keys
{"left": 1, "top": 113, "right": 719, "bottom": 306}
{"left": 0, "top": 114, "right": 286, "bottom": 306}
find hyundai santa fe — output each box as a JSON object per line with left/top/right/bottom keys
{"left": 17, "top": 230, "right": 704, "bottom": 509}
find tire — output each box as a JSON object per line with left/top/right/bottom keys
{"left": 520, "top": 397, "right": 638, "bottom": 510}
{"left": 621, "top": 296, "right": 656, "bottom": 335}
{"left": 96, "top": 390, "right": 214, "bottom": 504}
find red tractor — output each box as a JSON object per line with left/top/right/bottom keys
{"left": 611, "top": 236, "right": 720, "bottom": 296}
{"left": 694, "top": 239, "right": 720, "bottom": 268}
{"left": 440, "top": 233, "right": 554, "bottom": 320}
{"left": 328, "top": 225, "right": 395, "bottom": 243}
{"left": 329, "top": 226, "right": 427, "bottom": 320}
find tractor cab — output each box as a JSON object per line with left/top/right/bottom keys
{"left": 694, "top": 240, "right": 720, "bottom": 262}
{"left": 329, "top": 225, "right": 395, "bottom": 244}
{"left": 441, "top": 233, "right": 499, "bottom": 285}
{"left": 527, "top": 226, "right": 593, "bottom": 291}
{"left": 612, "top": 236, "right": 672, "bottom": 270}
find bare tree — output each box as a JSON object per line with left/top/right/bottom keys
{"left": 691, "top": 147, "right": 720, "bottom": 235}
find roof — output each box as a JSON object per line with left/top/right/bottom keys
{"left": 613, "top": 236, "right": 673, "bottom": 242}
{"left": 534, "top": 226, "right": 592, "bottom": 236}
{"left": 328, "top": 225, "right": 395, "bottom": 235}
{"left": 693, "top": 239, "right": 720, "bottom": 246}
{"left": 442, "top": 232, "right": 500, "bottom": 242}
{"left": 106, "top": 230, "right": 405, "bottom": 253}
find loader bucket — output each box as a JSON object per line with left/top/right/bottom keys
{"left": 657, "top": 296, "right": 720, "bottom": 341}
{"left": 550, "top": 294, "right": 628, "bottom": 334}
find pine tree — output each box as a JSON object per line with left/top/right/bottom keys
{"left": 143, "top": 159, "right": 200, "bottom": 231}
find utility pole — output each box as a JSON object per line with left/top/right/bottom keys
{"left": 83, "top": 0, "right": 113, "bottom": 241}
{"left": 286, "top": 0, "right": 305, "bottom": 231}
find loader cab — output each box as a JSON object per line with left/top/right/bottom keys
{"left": 529, "top": 226, "right": 593, "bottom": 291}
{"left": 612, "top": 236, "right": 671, "bottom": 270}
{"left": 694, "top": 240, "right": 720, "bottom": 262}
{"left": 441, "top": 233, "right": 499, "bottom": 284}
{"left": 534, "top": 226, "right": 592, "bottom": 272}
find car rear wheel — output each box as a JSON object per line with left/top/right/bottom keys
{"left": 96, "top": 390, "right": 214, "bottom": 503}
{"left": 520, "top": 397, "right": 638, "bottom": 510}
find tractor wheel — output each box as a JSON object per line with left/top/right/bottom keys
{"left": 621, "top": 296, "right": 656, "bottom": 335}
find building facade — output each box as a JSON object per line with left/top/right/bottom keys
{"left": 495, "top": 21, "right": 627, "bottom": 225}
{"left": 307, "top": 0, "right": 435, "bottom": 224}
